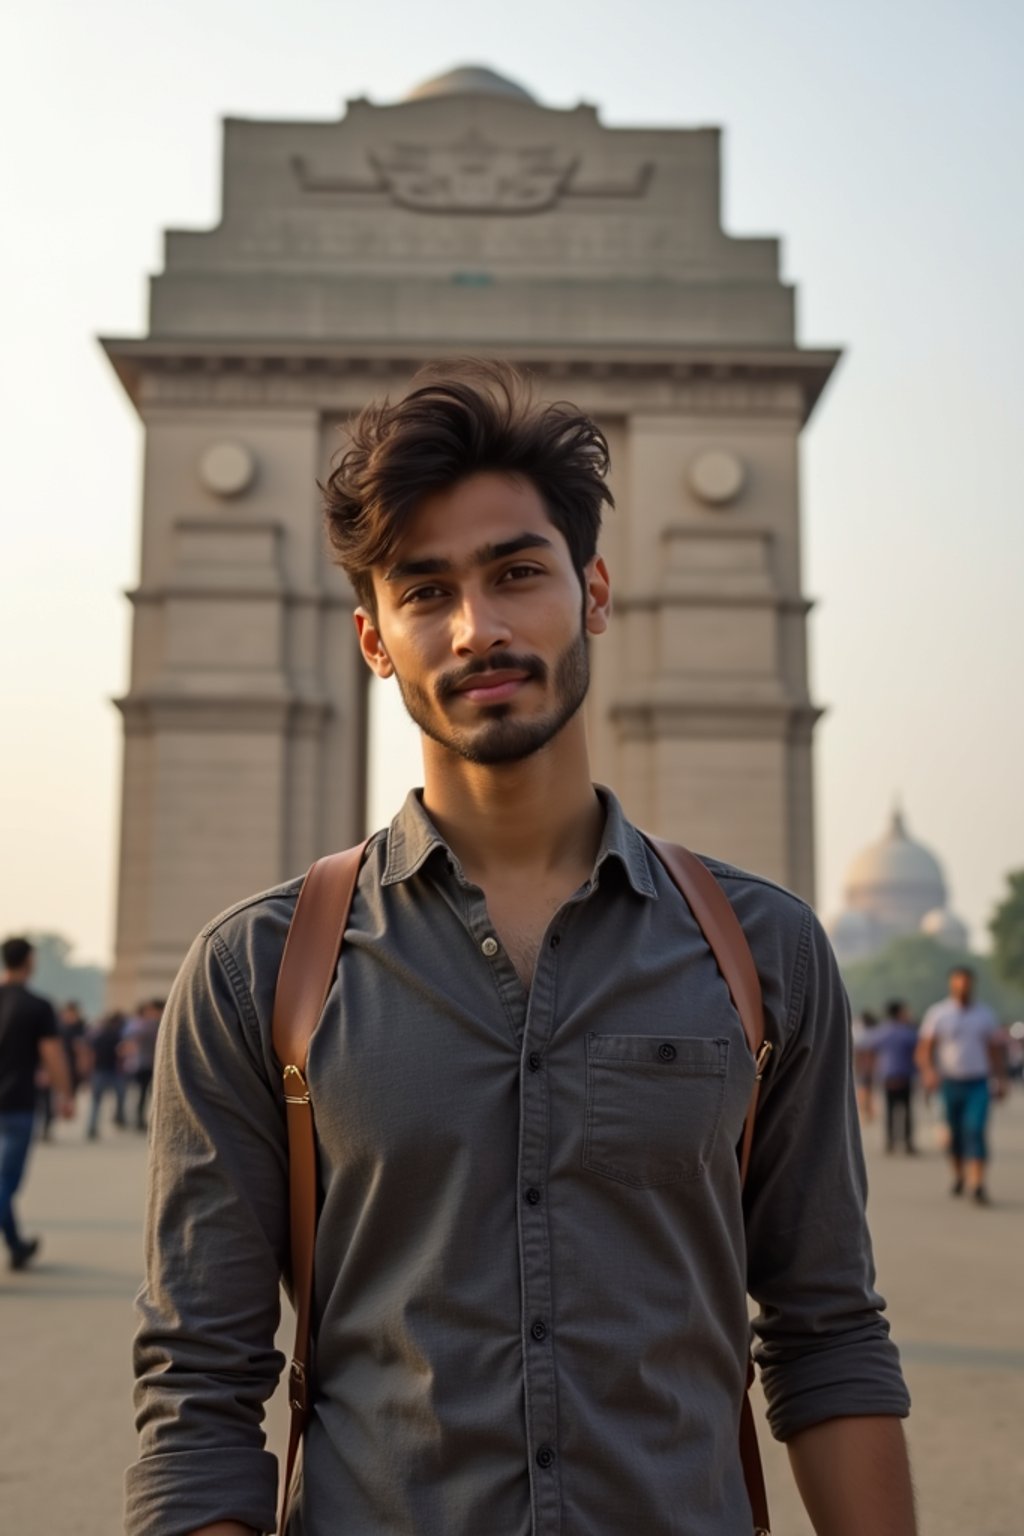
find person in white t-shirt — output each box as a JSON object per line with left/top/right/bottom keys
{"left": 916, "top": 967, "right": 1007, "bottom": 1205}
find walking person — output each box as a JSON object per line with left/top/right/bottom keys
{"left": 86, "top": 1012, "right": 128, "bottom": 1139}
{"left": 58, "top": 1001, "right": 91, "bottom": 1101}
{"left": 127, "top": 364, "right": 915, "bottom": 1536}
{"left": 917, "top": 966, "right": 1007, "bottom": 1204}
{"left": 870, "top": 1001, "right": 919, "bottom": 1154}
{"left": 119, "top": 1000, "right": 163, "bottom": 1132}
{"left": 0, "top": 937, "right": 73, "bottom": 1270}
{"left": 851, "top": 1009, "right": 880, "bottom": 1122}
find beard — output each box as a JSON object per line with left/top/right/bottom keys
{"left": 393, "top": 627, "right": 590, "bottom": 766}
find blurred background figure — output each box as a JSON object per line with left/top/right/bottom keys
{"left": 85, "top": 1011, "right": 128, "bottom": 1140}
{"left": 1007, "top": 1022, "right": 1024, "bottom": 1086}
{"left": 0, "top": 937, "right": 73, "bottom": 1270}
{"left": 118, "top": 1000, "right": 163, "bottom": 1133}
{"left": 851, "top": 1008, "right": 880, "bottom": 1121}
{"left": 869, "top": 1000, "right": 919, "bottom": 1154}
{"left": 59, "top": 1001, "right": 90, "bottom": 1103}
{"left": 916, "top": 966, "right": 1008, "bottom": 1205}
{"left": 36, "top": 1000, "right": 91, "bottom": 1138}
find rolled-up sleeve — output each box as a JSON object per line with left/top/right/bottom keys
{"left": 124, "top": 927, "right": 288, "bottom": 1536}
{"left": 744, "top": 909, "right": 911, "bottom": 1442}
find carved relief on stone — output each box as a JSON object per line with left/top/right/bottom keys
{"left": 687, "top": 448, "right": 746, "bottom": 507}
{"left": 198, "top": 440, "right": 256, "bottom": 498}
{"left": 291, "top": 131, "right": 652, "bottom": 215}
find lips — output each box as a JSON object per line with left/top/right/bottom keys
{"left": 454, "top": 671, "right": 530, "bottom": 703}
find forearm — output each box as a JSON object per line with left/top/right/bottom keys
{"left": 40, "top": 1039, "right": 73, "bottom": 1098}
{"left": 787, "top": 1415, "right": 916, "bottom": 1536}
{"left": 914, "top": 1038, "right": 937, "bottom": 1087}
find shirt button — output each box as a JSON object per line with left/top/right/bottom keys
{"left": 531, "top": 1319, "right": 548, "bottom": 1342}
{"left": 536, "top": 1444, "right": 556, "bottom": 1469}
{"left": 528, "top": 1051, "right": 542, "bottom": 1072}
{"left": 481, "top": 936, "right": 499, "bottom": 958}
{"left": 524, "top": 1186, "right": 542, "bottom": 1205}
{"left": 549, "top": 933, "right": 561, "bottom": 949}
{"left": 658, "top": 1042, "right": 677, "bottom": 1062}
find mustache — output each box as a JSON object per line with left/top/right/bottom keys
{"left": 436, "top": 652, "right": 548, "bottom": 702}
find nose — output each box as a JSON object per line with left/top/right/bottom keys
{"left": 451, "top": 587, "right": 512, "bottom": 657}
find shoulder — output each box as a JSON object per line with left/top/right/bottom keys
{"left": 689, "top": 854, "right": 825, "bottom": 1043}
{"left": 193, "top": 833, "right": 387, "bottom": 1010}
{"left": 697, "top": 854, "right": 816, "bottom": 969}
{"left": 920, "top": 1001, "right": 948, "bottom": 1034}
{"left": 23, "top": 988, "right": 57, "bottom": 1032}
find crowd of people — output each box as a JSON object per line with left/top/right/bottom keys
{"left": 0, "top": 935, "right": 163, "bottom": 1271}
{"left": 33, "top": 995, "right": 164, "bottom": 1141}
{"left": 852, "top": 965, "right": 1015, "bottom": 1205}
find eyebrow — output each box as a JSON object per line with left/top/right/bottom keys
{"left": 384, "top": 532, "right": 554, "bottom": 584}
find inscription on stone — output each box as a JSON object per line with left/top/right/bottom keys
{"left": 292, "top": 131, "right": 652, "bottom": 215}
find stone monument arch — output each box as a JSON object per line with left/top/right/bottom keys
{"left": 103, "top": 65, "right": 838, "bottom": 1005}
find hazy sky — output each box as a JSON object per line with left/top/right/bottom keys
{"left": 2, "top": 0, "right": 1022, "bottom": 967}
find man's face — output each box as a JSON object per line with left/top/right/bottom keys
{"left": 949, "top": 970, "right": 973, "bottom": 1005}
{"left": 355, "top": 472, "right": 610, "bottom": 767}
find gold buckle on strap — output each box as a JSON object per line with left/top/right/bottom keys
{"left": 288, "top": 1357, "right": 308, "bottom": 1412}
{"left": 283, "top": 1064, "right": 310, "bottom": 1105}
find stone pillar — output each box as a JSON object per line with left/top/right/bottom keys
{"left": 107, "top": 402, "right": 365, "bottom": 1007}
{"left": 592, "top": 395, "right": 820, "bottom": 902}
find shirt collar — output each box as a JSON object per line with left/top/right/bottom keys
{"left": 381, "top": 785, "right": 657, "bottom": 900}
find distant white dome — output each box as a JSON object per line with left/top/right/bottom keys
{"left": 840, "top": 807, "right": 949, "bottom": 943}
{"left": 404, "top": 66, "right": 536, "bottom": 104}
{"left": 845, "top": 808, "right": 945, "bottom": 904}
{"left": 920, "top": 907, "right": 970, "bottom": 950}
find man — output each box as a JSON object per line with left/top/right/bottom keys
{"left": 917, "top": 965, "right": 1007, "bottom": 1204}
{"left": 851, "top": 1008, "right": 880, "bottom": 1122}
{"left": 0, "top": 937, "right": 73, "bottom": 1270}
{"left": 870, "top": 1001, "right": 919, "bottom": 1154}
{"left": 127, "top": 364, "right": 914, "bottom": 1536}
{"left": 119, "top": 999, "right": 164, "bottom": 1131}
{"left": 85, "top": 1011, "right": 128, "bottom": 1140}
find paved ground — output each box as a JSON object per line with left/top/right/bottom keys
{"left": 2, "top": 1088, "right": 1021, "bottom": 1534}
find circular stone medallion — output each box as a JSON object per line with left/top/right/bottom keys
{"left": 198, "top": 441, "right": 255, "bottom": 498}
{"left": 688, "top": 448, "right": 746, "bottom": 507}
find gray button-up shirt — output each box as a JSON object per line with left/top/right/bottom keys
{"left": 126, "top": 789, "right": 909, "bottom": 1536}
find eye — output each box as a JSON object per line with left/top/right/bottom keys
{"left": 403, "top": 584, "right": 449, "bottom": 605}
{"left": 499, "top": 563, "right": 544, "bottom": 583}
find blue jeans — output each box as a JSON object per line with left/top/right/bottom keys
{"left": 942, "top": 1077, "right": 990, "bottom": 1162}
{"left": 0, "top": 1111, "right": 36, "bottom": 1254}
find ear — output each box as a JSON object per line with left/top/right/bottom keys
{"left": 583, "top": 555, "right": 611, "bottom": 638}
{"left": 353, "top": 608, "right": 394, "bottom": 678}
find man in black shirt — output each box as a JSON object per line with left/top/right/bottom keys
{"left": 0, "top": 937, "right": 73, "bottom": 1269}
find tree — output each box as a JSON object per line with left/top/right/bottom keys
{"left": 841, "top": 933, "right": 1024, "bottom": 1023}
{"left": 27, "top": 932, "right": 107, "bottom": 1019}
{"left": 989, "top": 870, "right": 1024, "bottom": 993}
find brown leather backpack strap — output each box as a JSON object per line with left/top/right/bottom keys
{"left": 271, "top": 842, "right": 368, "bottom": 1532}
{"left": 646, "top": 837, "right": 772, "bottom": 1180}
{"left": 646, "top": 835, "right": 772, "bottom": 1534}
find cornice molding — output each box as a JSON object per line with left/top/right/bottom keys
{"left": 610, "top": 698, "right": 824, "bottom": 741}
{"left": 615, "top": 592, "right": 813, "bottom": 614}
{"left": 100, "top": 338, "right": 840, "bottom": 424}
{"left": 116, "top": 692, "right": 332, "bottom": 735}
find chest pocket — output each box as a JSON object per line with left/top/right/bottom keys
{"left": 583, "top": 1033, "right": 729, "bottom": 1188}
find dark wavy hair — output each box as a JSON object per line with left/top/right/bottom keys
{"left": 321, "top": 360, "right": 614, "bottom": 612}
{"left": 2, "top": 937, "right": 33, "bottom": 970}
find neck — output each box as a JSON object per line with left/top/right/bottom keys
{"left": 2, "top": 970, "right": 29, "bottom": 986}
{"left": 420, "top": 715, "right": 603, "bottom": 884}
